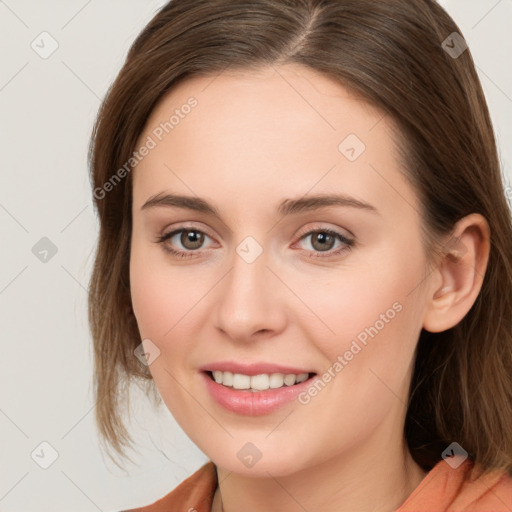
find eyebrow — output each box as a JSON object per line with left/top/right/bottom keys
{"left": 141, "top": 192, "right": 379, "bottom": 216}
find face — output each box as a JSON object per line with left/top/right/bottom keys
{"left": 129, "top": 64, "right": 434, "bottom": 477}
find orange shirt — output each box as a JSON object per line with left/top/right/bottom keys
{"left": 123, "top": 458, "right": 512, "bottom": 512}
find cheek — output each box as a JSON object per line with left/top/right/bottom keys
{"left": 298, "top": 246, "right": 427, "bottom": 374}
{"left": 129, "top": 243, "right": 201, "bottom": 416}
{"left": 290, "top": 253, "right": 426, "bottom": 443}
{"left": 129, "top": 240, "right": 213, "bottom": 361}
{"left": 130, "top": 239, "right": 181, "bottom": 348}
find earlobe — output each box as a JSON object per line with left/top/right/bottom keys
{"left": 422, "top": 214, "right": 490, "bottom": 334}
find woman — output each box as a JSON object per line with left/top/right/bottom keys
{"left": 88, "top": 1, "right": 512, "bottom": 510}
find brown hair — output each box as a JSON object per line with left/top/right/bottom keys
{"left": 88, "top": 0, "right": 512, "bottom": 474}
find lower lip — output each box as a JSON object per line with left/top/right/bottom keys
{"left": 201, "top": 372, "right": 315, "bottom": 416}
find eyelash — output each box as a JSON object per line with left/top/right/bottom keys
{"left": 154, "top": 226, "right": 354, "bottom": 260}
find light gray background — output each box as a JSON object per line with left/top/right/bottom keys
{"left": 1, "top": 1, "right": 511, "bottom": 511}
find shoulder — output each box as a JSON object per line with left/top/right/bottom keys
{"left": 398, "top": 457, "right": 512, "bottom": 511}
{"left": 122, "top": 461, "right": 217, "bottom": 512}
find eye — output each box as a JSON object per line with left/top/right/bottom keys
{"left": 295, "top": 228, "right": 354, "bottom": 258}
{"left": 155, "top": 226, "right": 214, "bottom": 259}
{"left": 155, "top": 225, "right": 354, "bottom": 260}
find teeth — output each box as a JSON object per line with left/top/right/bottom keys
{"left": 250, "top": 374, "right": 270, "bottom": 390}
{"left": 232, "top": 373, "right": 251, "bottom": 390}
{"left": 295, "top": 373, "right": 308, "bottom": 384}
{"left": 269, "top": 373, "right": 285, "bottom": 388}
{"left": 223, "top": 371, "right": 233, "bottom": 386}
{"left": 284, "top": 374, "right": 296, "bottom": 386}
{"left": 210, "top": 371, "right": 310, "bottom": 391}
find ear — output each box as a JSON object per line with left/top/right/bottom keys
{"left": 422, "top": 213, "right": 491, "bottom": 333}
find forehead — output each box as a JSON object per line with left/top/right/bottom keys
{"left": 132, "top": 64, "right": 418, "bottom": 220}
{"left": 139, "top": 63, "right": 387, "bottom": 151}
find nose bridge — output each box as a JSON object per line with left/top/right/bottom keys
{"left": 214, "top": 236, "right": 285, "bottom": 340}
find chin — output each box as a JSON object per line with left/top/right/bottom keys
{"left": 198, "top": 439, "right": 318, "bottom": 478}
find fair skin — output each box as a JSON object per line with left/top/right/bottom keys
{"left": 129, "top": 64, "right": 490, "bottom": 512}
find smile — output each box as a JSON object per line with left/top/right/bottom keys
{"left": 201, "top": 364, "right": 318, "bottom": 415}
{"left": 209, "top": 370, "right": 311, "bottom": 391}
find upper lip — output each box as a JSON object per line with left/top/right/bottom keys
{"left": 200, "top": 361, "right": 315, "bottom": 376}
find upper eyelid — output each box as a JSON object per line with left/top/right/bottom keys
{"left": 162, "top": 222, "right": 216, "bottom": 239}
{"left": 161, "top": 220, "right": 353, "bottom": 238}
{"left": 295, "top": 223, "right": 354, "bottom": 241}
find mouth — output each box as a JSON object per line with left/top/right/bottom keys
{"left": 201, "top": 368, "right": 318, "bottom": 415}
{"left": 204, "top": 370, "right": 317, "bottom": 392}
{"left": 199, "top": 362, "right": 319, "bottom": 415}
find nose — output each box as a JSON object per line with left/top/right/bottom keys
{"left": 213, "top": 243, "right": 287, "bottom": 343}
